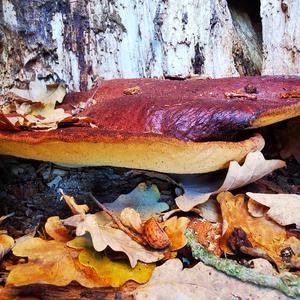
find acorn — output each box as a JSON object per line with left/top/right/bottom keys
{"left": 143, "top": 217, "right": 170, "bottom": 250}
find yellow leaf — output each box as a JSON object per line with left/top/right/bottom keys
{"left": 79, "top": 248, "right": 155, "bottom": 288}
{"left": 6, "top": 237, "right": 105, "bottom": 287}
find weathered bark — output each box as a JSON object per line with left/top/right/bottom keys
{"left": 261, "top": 0, "right": 300, "bottom": 75}
{"left": 0, "top": 0, "right": 299, "bottom": 92}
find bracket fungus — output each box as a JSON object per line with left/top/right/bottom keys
{"left": 0, "top": 76, "right": 300, "bottom": 174}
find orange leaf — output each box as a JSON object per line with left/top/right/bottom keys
{"left": 217, "top": 192, "right": 300, "bottom": 270}
{"left": 161, "top": 216, "right": 189, "bottom": 251}
{"left": 7, "top": 237, "right": 106, "bottom": 287}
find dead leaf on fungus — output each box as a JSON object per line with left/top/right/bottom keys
{"left": 11, "top": 81, "right": 66, "bottom": 110}
{"left": 176, "top": 151, "right": 285, "bottom": 211}
{"left": 160, "top": 216, "right": 190, "bottom": 251}
{"left": 105, "top": 183, "right": 169, "bottom": 219}
{"left": 0, "top": 234, "right": 14, "bottom": 260}
{"left": 133, "top": 259, "right": 287, "bottom": 300}
{"left": 217, "top": 192, "right": 300, "bottom": 270}
{"left": 6, "top": 237, "right": 104, "bottom": 287}
{"left": 247, "top": 193, "right": 300, "bottom": 228}
{"left": 0, "top": 81, "right": 95, "bottom": 131}
{"left": 63, "top": 214, "right": 164, "bottom": 267}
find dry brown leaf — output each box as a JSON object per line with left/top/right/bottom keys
{"left": 250, "top": 258, "right": 277, "bottom": 276}
{"left": 217, "top": 192, "right": 300, "bottom": 270}
{"left": 59, "top": 189, "right": 89, "bottom": 215}
{"left": 247, "top": 198, "right": 269, "bottom": 218}
{"left": 247, "top": 193, "right": 300, "bottom": 228}
{"left": 160, "top": 216, "right": 189, "bottom": 251}
{"left": 176, "top": 151, "right": 285, "bottom": 211}
{"left": 63, "top": 214, "right": 164, "bottom": 267}
{"left": 45, "top": 216, "right": 71, "bottom": 242}
{"left": 0, "top": 234, "right": 14, "bottom": 260}
{"left": 187, "top": 219, "right": 222, "bottom": 256}
{"left": 6, "top": 237, "right": 104, "bottom": 287}
{"left": 133, "top": 259, "right": 288, "bottom": 300}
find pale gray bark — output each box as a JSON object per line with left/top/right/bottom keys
{"left": 0, "top": 0, "right": 299, "bottom": 92}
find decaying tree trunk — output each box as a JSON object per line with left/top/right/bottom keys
{"left": 0, "top": 0, "right": 299, "bottom": 92}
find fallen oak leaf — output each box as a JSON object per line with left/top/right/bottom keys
{"left": 120, "top": 207, "right": 143, "bottom": 234}
{"left": 79, "top": 248, "right": 155, "bottom": 288}
{"left": 11, "top": 81, "right": 66, "bottom": 111}
{"left": 247, "top": 193, "right": 300, "bottom": 228}
{"left": 63, "top": 214, "right": 164, "bottom": 267}
{"left": 133, "top": 258, "right": 292, "bottom": 300}
{"left": 6, "top": 237, "right": 105, "bottom": 287}
{"left": 67, "top": 236, "right": 155, "bottom": 287}
{"left": 176, "top": 151, "right": 285, "bottom": 211}
{"left": 105, "top": 183, "right": 169, "bottom": 220}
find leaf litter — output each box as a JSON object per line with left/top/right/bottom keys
{"left": 1, "top": 148, "right": 300, "bottom": 298}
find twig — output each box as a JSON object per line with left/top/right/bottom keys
{"left": 88, "top": 193, "right": 147, "bottom": 246}
{"left": 225, "top": 91, "right": 257, "bottom": 100}
{"left": 0, "top": 212, "right": 15, "bottom": 225}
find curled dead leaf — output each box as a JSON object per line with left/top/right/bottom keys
{"left": 247, "top": 193, "right": 300, "bottom": 228}
{"left": 120, "top": 208, "right": 143, "bottom": 234}
{"left": 176, "top": 151, "right": 285, "bottom": 211}
{"left": 45, "top": 216, "right": 71, "bottom": 242}
{"left": 7, "top": 237, "right": 104, "bottom": 287}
